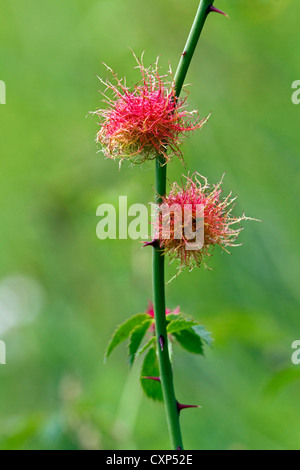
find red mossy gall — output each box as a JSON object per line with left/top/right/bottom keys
{"left": 155, "top": 173, "right": 252, "bottom": 271}
{"left": 146, "top": 300, "right": 180, "bottom": 319}
{"left": 93, "top": 54, "right": 209, "bottom": 165}
{"left": 146, "top": 301, "right": 180, "bottom": 333}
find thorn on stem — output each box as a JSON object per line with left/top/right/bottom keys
{"left": 142, "top": 376, "right": 161, "bottom": 382}
{"left": 142, "top": 239, "right": 159, "bottom": 248}
{"left": 208, "top": 5, "right": 229, "bottom": 18}
{"left": 159, "top": 335, "right": 165, "bottom": 352}
{"left": 177, "top": 402, "right": 201, "bottom": 414}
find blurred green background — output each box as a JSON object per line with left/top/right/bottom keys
{"left": 0, "top": 0, "right": 299, "bottom": 450}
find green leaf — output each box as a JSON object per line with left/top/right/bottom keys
{"left": 167, "top": 316, "right": 198, "bottom": 334}
{"left": 140, "top": 346, "right": 163, "bottom": 402}
{"left": 136, "top": 336, "right": 156, "bottom": 359}
{"left": 173, "top": 324, "right": 213, "bottom": 355}
{"left": 128, "top": 319, "right": 153, "bottom": 366}
{"left": 166, "top": 314, "right": 180, "bottom": 323}
{"left": 173, "top": 329, "right": 204, "bottom": 355}
{"left": 105, "top": 314, "right": 150, "bottom": 361}
{"left": 192, "top": 325, "right": 213, "bottom": 347}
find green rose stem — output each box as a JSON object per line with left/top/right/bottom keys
{"left": 152, "top": 0, "right": 223, "bottom": 450}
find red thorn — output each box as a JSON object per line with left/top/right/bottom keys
{"left": 208, "top": 5, "right": 229, "bottom": 18}
{"left": 177, "top": 402, "right": 201, "bottom": 413}
{"left": 159, "top": 335, "right": 165, "bottom": 351}
{"left": 142, "top": 376, "right": 161, "bottom": 382}
{"left": 142, "top": 239, "right": 159, "bottom": 248}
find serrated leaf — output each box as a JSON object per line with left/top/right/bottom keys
{"left": 140, "top": 346, "right": 163, "bottom": 402}
{"left": 166, "top": 314, "right": 180, "bottom": 323}
{"left": 105, "top": 314, "right": 150, "bottom": 361}
{"left": 136, "top": 336, "right": 156, "bottom": 359}
{"left": 167, "top": 316, "right": 198, "bottom": 334}
{"left": 129, "top": 319, "right": 153, "bottom": 366}
{"left": 192, "top": 325, "right": 213, "bottom": 347}
{"left": 173, "top": 329, "right": 204, "bottom": 355}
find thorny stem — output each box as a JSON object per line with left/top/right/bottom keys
{"left": 152, "top": 0, "right": 217, "bottom": 450}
